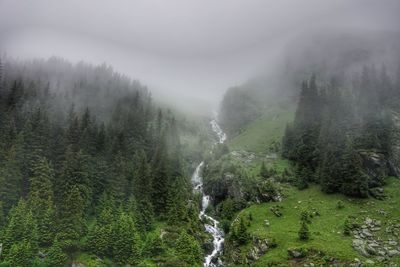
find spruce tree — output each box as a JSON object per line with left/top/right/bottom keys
{"left": 151, "top": 132, "right": 170, "bottom": 217}
{"left": 235, "top": 217, "right": 249, "bottom": 244}
{"left": 340, "top": 141, "right": 369, "bottom": 197}
{"left": 176, "top": 230, "right": 202, "bottom": 265}
{"left": 298, "top": 220, "right": 310, "bottom": 241}
{"left": 28, "top": 157, "right": 55, "bottom": 246}
{"left": 260, "top": 161, "right": 269, "bottom": 179}
{"left": 2, "top": 200, "right": 38, "bottom": 261}
{"left": 112, "top": 212, "right": 141, "bottom": 265}
{"left": 0, "top": 146, "right": 23, "bottom": 212}
{"left": 132, "top": 150, "right": 154, "bottom": 230}
{"left": 45, "top": 241, "right": 68, "bottom": 267}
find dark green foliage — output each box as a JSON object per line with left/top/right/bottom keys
{"left": 219, "top": 197, "right": 235, "bottom": 220}
{"left": 44, "top": 242, "right": 68, "bottom": 267}
{"left": 1, "top": 200, "right": 38, "bottom": 262}
{"left": 260, "top": 161, "right": 269, "bottom": 179}
{"left": 0, "top": 58, "right": 200, "bottom": 266}
{"left": 283, "top": 70, "right": 398, "bottom": 197}
{"left": 87, "top": 206, "right": 114, "bottom": 257}
{"left": 4, "top": 241, "right": 35, "bottom": 267}
{"left": 142, "top": 232, "right": 164, "bottom": 258}
{"left": 300, "top": 210, "right": 311, "bottom": 224}
{"left": 298, "top": 220, "right": 310, "bottom": 241}
{"left": 336, "top": 201, "right": 344, "bottom": 210}
{"left": 175, "top": 230, "right": 202, "bottom": 265}
{"left": 233, "top": 217, "right": 249, "bottom": 244}
{"left": 132, "top": 151, "right": 154, "bottom": 231}
{"left": 151, "top": 133, "right": 170, "bottom": 216}
{"left": 28, "top": 157, "right": 56, "bottom": 246}
{"left": 343, "top": 216, "right": 359, "bottom": 236}
{"left": 0, "top": 147, "right": 23, "bottom": 212}
{"left": 112, "top": 212, "right": 142, "bottom": 265}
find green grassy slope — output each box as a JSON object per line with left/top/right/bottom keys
{"left": 221, "top": 95, "right": 400, "bottom": 265}
{"left": 231, "top": 177, "right": 400, "bottom": 266}
{"left": 227, "top": 104, "right": 295, "bottom": 154}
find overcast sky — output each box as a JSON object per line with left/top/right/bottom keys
{"left": 0, "top": 0, "right": 399, "bottom": 110}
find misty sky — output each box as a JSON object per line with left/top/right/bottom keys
{"left": 0, "top": 0, "right": 399, "bottom": 110}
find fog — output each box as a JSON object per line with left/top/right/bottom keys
{"left": 0, "top": 0, "right": 399, "bottom": 112}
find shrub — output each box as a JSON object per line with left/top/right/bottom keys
{"left": 298, "top": 221, "right": 310, "bottom": 241}
{"left": 336, "top": 200, "right": 345, "bottom": 210}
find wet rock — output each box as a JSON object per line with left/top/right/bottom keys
{"left": 203, "top": 240, "right": 214, "bottom": 255}
{"left": 247, "top": 248, "right": 260, "bottom": 261}
{"left": 366, "top": 244, "right": 378, "bottom": 255}
{"left": 359, "top": 151, "right": 388, "bottom": 187}
{"left": 353, "top": 239, "right": 369, "bottom": 256}
{"left": 365, "top": 259, "right": 375, "bottom": 265}
{"left": 376, "top": 256, "right": 386, "bottom": 262}
{"left": 288, "top": 248, "right": 306, "bottom": 259}
{"left": 246, "top": 237, "right": 269, "bottom": 261}
{"left": 388, "top": 249, "right": 400, "bottom": 257}
{"left": 365, "top": 218, "right": 373, "bottom": 225}
{"left": 362, "top": 229, "right": 373, "bottom": 238}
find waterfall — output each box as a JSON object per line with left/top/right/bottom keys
{"left": 191, "top": 116, "right": 226, "bottom": 267}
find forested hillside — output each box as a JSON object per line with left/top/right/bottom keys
{"left": 283, "top": 67, "right": 400, "bottom": 197}
{"left": 207, "top": 31, "right": 400, "bottom": 266}
{"left": 0, "top": 58, "right": 205, "bottom": 266}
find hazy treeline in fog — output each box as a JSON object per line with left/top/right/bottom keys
{"left": 219, "top": 31, "right": 400, "bottom": 138}
{"left": 0, "top": 57, "right": 205, "bottom": 266}
{"left": 282, "top": 64, "right": 400, "bottom": 197}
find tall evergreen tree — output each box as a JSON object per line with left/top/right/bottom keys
{"left": 28, "top": 156, "right": 55, "bottom": 246}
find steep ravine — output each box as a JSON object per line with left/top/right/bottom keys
{"left": 191, "top": 117, "right": 226, "bottom": 267}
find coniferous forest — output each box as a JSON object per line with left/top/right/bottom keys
{"left": 1, "top": 1, "right": 400, "bottom": 266}
{"left": 282, "top": 66, "right": 400, "bottom": 197}
{"left": 0, "top": 58, "right": 203, "bottom": 266}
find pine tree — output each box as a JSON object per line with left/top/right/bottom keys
{"left": 56, "top": 148, "right": 91, "bottom": 244}
{"left": 151, "top": 132, "right": 170, "bottom": 217}
{"left": 132, "top": 150, "right": 154, "bottom": 230}
{"left": 39, "top": 205, "right": 56, "bottom": 247}
{"left": 87, "top": 194, "right": 115, "bottom": 257}
{"left": 176, "top": 230, "right": 202, "bottom": 265}
{"left": 110, "top": 153, "right": 130, "bottom": 203}
{"left": 340, "top": 141, "right": 369, "bottom": 197}
{"left": 112, "top": 212, "right": 142, "bottom": 265}
{"left": 4, "top": 240, "right": 35, "bottom": 267}
{"left": 0, "top": 201, "right": 5, "bottom": 228}
{"left": 298, "top": 220, "right": 310, "bottom": 241}
{"left": 0, "top": 146, "right": 23, "bottom": 212}
{"left": 57, "top": 184, "right": 86, "bottom": 245}
{"left": 45, "top": 241, "right": 68, "bottom": 267}
{"left": 28, "top": 157, "right": 55, "bottom": 246}
{"left": 7, "top": 79, "right": 24, "bottom": 109}
{"left": 2, "top": 200, "right": 38, "bottom": 261}
{"left": 234, "top": 217, "right": 249, "bottom": 244}
{"left": 260, "top": 161, "right": 269, "bottom": 179}
{"left": 166, "top": 177, "right": 187, "bottom": 225}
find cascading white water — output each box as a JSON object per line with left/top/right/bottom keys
{"left": 191, "top": 117, "right": 226, "bottom": 267}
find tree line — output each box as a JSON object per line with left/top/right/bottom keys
{"left": 282, "top": 63, "right": 400, "bottom": 197}
{"left": 0, "top": 57, "right": 203, "bottom": 266}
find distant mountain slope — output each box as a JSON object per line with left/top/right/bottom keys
{"left": 218, "top": 30, "right": 400, "bottom": 145}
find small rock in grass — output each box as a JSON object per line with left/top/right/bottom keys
{"left": 388, "top": 249, "right": 400, "bottom": 257}
{"left": 365, "top": 259, "right": 375, "bottom": 265}
{"left": 376, "top": 256, "right": 386, "bottom": 262}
